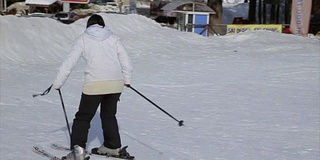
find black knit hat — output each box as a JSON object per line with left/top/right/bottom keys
{"left": 86, "top": 14, "right": 105, "bottom": 28}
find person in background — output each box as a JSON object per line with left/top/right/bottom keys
{"left": 53, "top": 14, "right": 133, "bottom": 160}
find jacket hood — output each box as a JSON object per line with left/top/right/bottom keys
{"left": 84, "top": 24, "right": 114, "bottom": 41}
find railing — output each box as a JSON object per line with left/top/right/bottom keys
{"left": 185, "top": 23, "right": 216, "bottom": 36}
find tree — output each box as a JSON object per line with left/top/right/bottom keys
{"left": 0, "top": 0, "right": 3, "bottom": 12}
{"left": 248, "top": 0, "right": 257, "bottom": 23}
{"left": 284, "top": 0, "right": 292, "bottom": 24}
{"left": 207, "top": 0, "right": 223, "bottom": 35}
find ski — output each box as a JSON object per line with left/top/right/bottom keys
{"left": 51, "top": 143, "right": 71, "bottom": 152}
{"left": 91, "top": 147, "right": 135, "bottom": 160}
{"left": 51, "top": 143, "right": 91, "bottom": 155}
{"left": 33, "top": 145, "right": 90, "bottom": 160}
{"left": 33, "top": 145, "right": 62, "bottom": 160}
{"left": 51, "top": 143, "right": 135, "bottom": 160}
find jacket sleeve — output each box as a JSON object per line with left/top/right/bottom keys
{"left": 116, "top": 38, "right": 133, "bottom": 84}
{"left": 53, "top": 37, "right": 84, "bottom": 89}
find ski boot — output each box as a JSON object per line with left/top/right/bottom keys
{"left": 61, "top": 145, "right": 90, "bottom": 160}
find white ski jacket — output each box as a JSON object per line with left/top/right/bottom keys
{"left": 53, "top": 24, "right": 133, "bottom": 89}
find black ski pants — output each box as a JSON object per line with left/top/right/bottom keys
{"left": 71, "top": 93, "right": 122, "bottom": 150}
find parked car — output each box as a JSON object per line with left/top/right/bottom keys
{"left": 52, "top": 12, "right": 76, "bottom": 24}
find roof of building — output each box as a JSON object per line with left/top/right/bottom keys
{"left": 25, "top": 0, "right": 58, "bottom": 5}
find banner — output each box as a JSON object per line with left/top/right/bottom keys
{"left": 226, "top": 25, "right": 283, "bottom": 34}
{"left": 59, "top": 0, "right": 89, "bottom": 4}
{"left": 290, "top": 0, "right": 312, "bottom": 36}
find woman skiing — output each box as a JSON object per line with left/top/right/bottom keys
{"left": 53, "top": 14, "right": 133, "bottom": 160}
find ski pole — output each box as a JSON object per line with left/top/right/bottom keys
{"left": 33, "top": 87, "right": 77, "bottom": 158}
{"left": 128, "top": 85, "right": 184, "bottom": 126}
{"left": 57, "top": 89, "right": 77, "bottom": 159}
{"left": 33, "top": 87, "right": 72, "bottom": 135}
{"left": 57, "top": 89, "right": 72, "bottom": 142}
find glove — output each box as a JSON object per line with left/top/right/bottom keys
{"left": 125, "top": 84, "right": 131, "bottom": 87}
